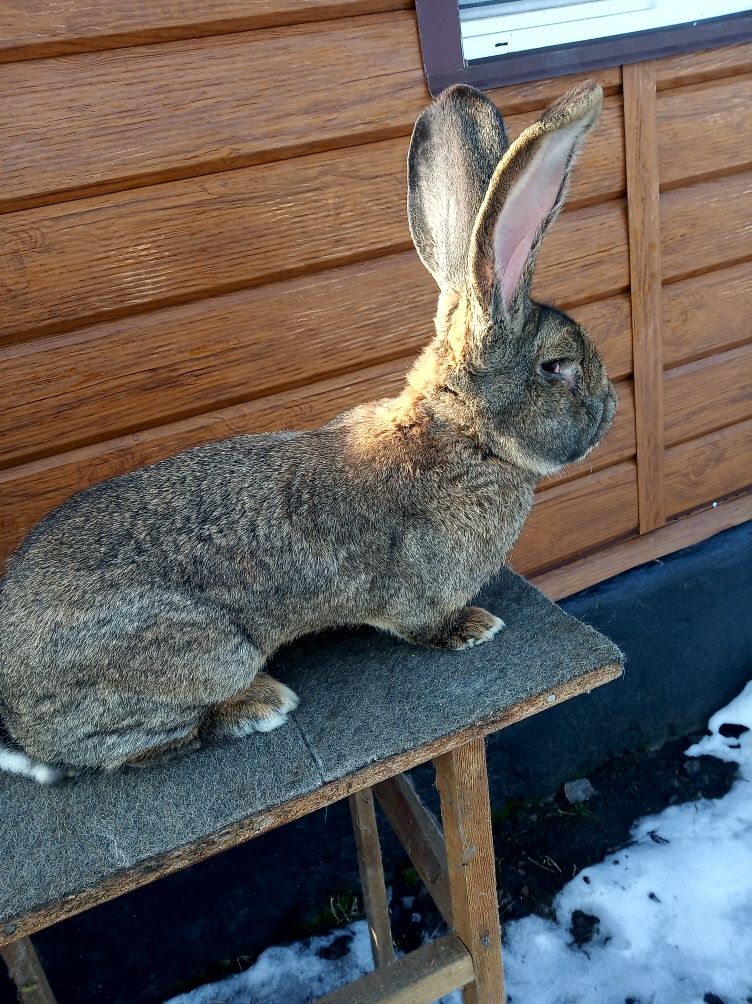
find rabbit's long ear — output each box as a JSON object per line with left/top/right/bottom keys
{"left": 408, "top": 84, "right": 508, "bottom": 293}
{"left": 469, "top": 80, "right": 602, "bottom": 315}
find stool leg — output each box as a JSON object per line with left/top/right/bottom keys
{"left": 1, "top": 937, "right": 57, "bottom": 1004}
{"left": 348, "top": 788, "right": 394, "bottom": 969}
{"left": 434, "top": 739, "right": 505, "bottom": 1004}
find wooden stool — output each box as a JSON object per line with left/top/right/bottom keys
{"left": 1, "top": 569, "right": 622, "bottom": 1003}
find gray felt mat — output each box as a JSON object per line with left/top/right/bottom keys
{"left": 0, "top": 569, "right": 621, "bottom": 928}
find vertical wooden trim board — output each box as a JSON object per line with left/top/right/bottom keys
{"left": 623, "top": 60, "right": 666, "bottom": 533}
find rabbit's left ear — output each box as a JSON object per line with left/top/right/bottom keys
{"left": 469, "top": 80, "right": 603, "bottom": 315}
{"left": 408, "top": 84, "right": 509, "bottom": 294}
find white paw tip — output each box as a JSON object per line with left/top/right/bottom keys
{"left": 277, "top": 684, "right": 300, "bottom": 714}
{"left": 483, "top": 616, "right": 506, "bottom": 640}
{"left": 465, "top": 616, "right": 506, "bottom": 647}
{"left": 253, "top": 711, "right": 289, "bottom": 733}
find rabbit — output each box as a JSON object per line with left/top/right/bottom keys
{"left": 0, "top": 80, "right": 616, "bottom": 783}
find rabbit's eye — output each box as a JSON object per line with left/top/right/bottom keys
{"left": 540, "top": 358, "right": 566, "bottom": 375}
{"left": 540, "top": 358, "right": 576, "bottom": 390}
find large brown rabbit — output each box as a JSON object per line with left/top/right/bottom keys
{"left": 0, "top": 81, "right": 616, "bottom": 783}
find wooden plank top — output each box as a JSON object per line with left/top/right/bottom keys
{"left": 0, "top": 569, "right": 621, "bottom": 944}
{"left": 0, "top": 1, "right": 414, "bottom": 62}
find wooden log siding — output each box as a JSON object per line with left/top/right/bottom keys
{"left": 0, "top": 5, "right": 750, "bottom": 594}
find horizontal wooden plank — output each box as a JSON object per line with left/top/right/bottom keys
{"left": 488, "top": 66, "right": 622, "bottom": 115}
{"left": 0, "top": 14, "right": 427, "bottom": 212}
{"left": 511, "top": 460, "right": 639, "bottom": 576}
{"left": 665, "top": 418, "right": 752, "bottom": 518}
{"left": 0, "top": 238, "right": 631, "bottom": 468}
{"left": 664, "top": 343, "right": 752, "bottom": 448}
{"left": 0, "top": 254, "right": 433, "bottom": 467}
{"left": 655, "top": 41, "right": 752, "bottom": 90}
{"left": 658, "top": 75, "right": 752, "bottom": 189}
{"left": 0, "top": 127, "right": 628, "bottom": 341}
{"left": 542, "top": 379, "right": 635, "bottom": 490}
{"left": 0, "top": 29, "right": 623, "bottom": 215}
{"left": 0, "top": 654, "right": 621, "bottom": 946}
{"left": 534, "top": 199, "right": 629, "bottom": 308}
{"left": 318, "top": 935, "right": 474, "bottom": 1003}
{"left": 661, "top": 171, "right": 752, "bottom": 284}
{"left": 0, "top": 358, "right": 408, "bottom": 566}
{"left": 533, "top": 492, "right": 752, "bottom": 601}
{"left": 662, "top": 262, "right": 752, "bottom": 369}
{"left": 0, "top": 139, "right": 413, "bottom": 339}
{"left": 0, "top": 1, "right": 414, "bottom": 62}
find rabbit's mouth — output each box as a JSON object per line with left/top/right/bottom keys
{"left": 582, "top": 385, "right": 618, "bottom": 455}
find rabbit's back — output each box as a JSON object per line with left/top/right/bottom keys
{"left": 0, "top": 412, "right": 532, "bottom": 767}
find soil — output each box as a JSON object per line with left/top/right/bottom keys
{"left": 380, "top": 730, "right": 738, "bottom": 955}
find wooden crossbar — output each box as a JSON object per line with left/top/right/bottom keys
{"left": 316, "top": 934, "right": 474, "bottom": 1003}
{"left": 374, "top": 774, "right": 453, "bottom": 926}
{"left": 351, "top": 738, "right": 506, "bottom": 1004}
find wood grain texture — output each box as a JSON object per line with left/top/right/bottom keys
{"left": 487, "top": 66, "right": 622, "bottom": 116}
{"left": 665, "top": 418, "right": 752, "bottom": 518}
{"left": 661, "top": 171, "right": 752, "bottom": 285}
{"left": 0, "top": 939, "right": 57, "bottom": 1004}
{"left": 317, "top": 934, "right": 474, "bottom": 1003}
{"left": 533, "top": 200, "right": 630, "bottom": 308}
{"left": 658, "top": 75, "right": 752, "bottom": 190}
{"left": 623, "top": 60, "right": 665, "bottom": 532}
{"left": 1, "top": 663, "right": 622, "bottom": 946}
{"left": 506, "top": 97, "right": 626, "bottom": 209}
{"left": 0, "top": 359, "right": 406, "bottom": 566}
{"left": 571, "top": 293, "right": 633, "bottom": 379}
{"left": 349, "top": 789, "right": 395, "bottom": 969}
{"left": 664, "top": 343, "right": 752, "bottom": 448}
{"left": 662, "top": 263, "right": 752, "bottom": 369}
{"left": 374, "top": 775, "right": 452, "bottom": 926}
{"left": 435, "top": 740, "right": 505, "bottom": 1004}
{"left": 511, "top": 461, "right": 639, "bottom": 576}
{"left": 0, "top": 0, "right": 414, "bottom": 62}
{"left": 655, "top": 41, "right": 752, "bottom": 90}
{"left": 0, "top": 254, "right": 433, "bottom": 467}
{"left": 0, "top": 134, "right": 627, "bottom": 342}
{"left": 0, "top": 25, "right": 623, "bottom": 214}
{"left": 0, "top": 14, "right": 427, "bottom": 212}
{"left": 533, "top": 491, "right": 752, "bottom": 600}
{"left": 0, "top": 271, "right": 632, "bottom": 470}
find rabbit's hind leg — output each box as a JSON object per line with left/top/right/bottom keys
{"left": 122, "top": 725, "right": 202, "bottom": 768}
{"left": 204, "top": 673, "right": 300, "bottom": 739}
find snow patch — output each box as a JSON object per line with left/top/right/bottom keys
{"left": 167, "top": 682, "right": 752, "bottom": 1004}
{"left": 503, "top": 679, "right": 752, "bottom": 1004}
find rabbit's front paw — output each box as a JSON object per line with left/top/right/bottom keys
{"left": 445, "top": 606, "right": 505, "bottom": 651}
